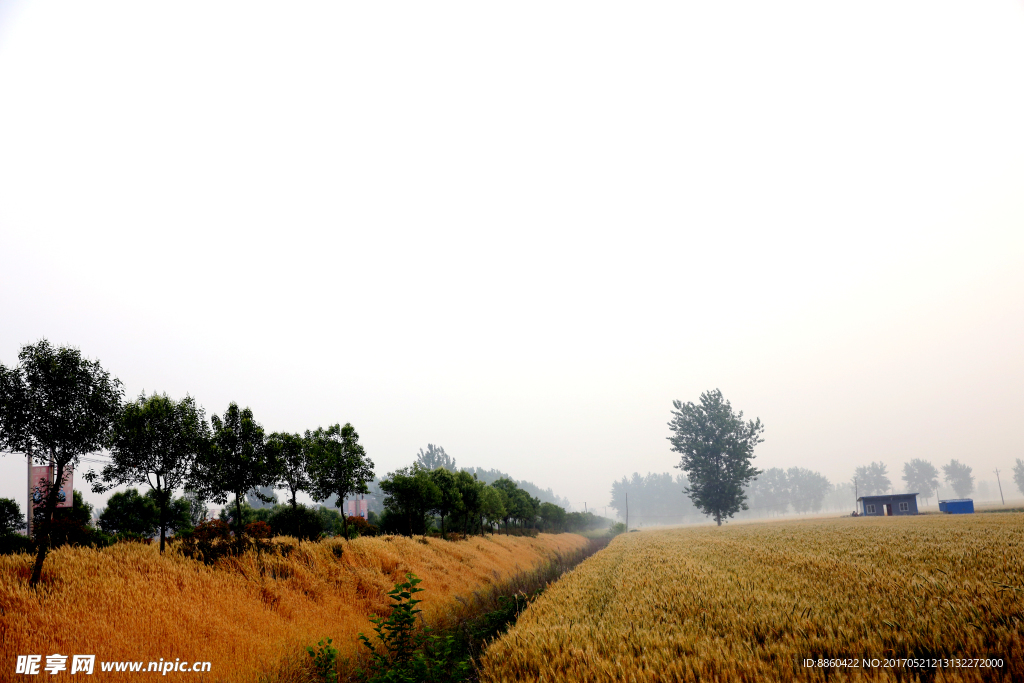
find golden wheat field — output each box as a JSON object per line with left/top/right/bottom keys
{"left": 481, "top": 514, "right": 1024, "bottom": 682}
{"left": 0, "top": 532, "right": 588, "bottom": 682}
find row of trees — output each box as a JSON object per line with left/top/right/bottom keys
{"left": 376, "top": 464, "right": 605, "bottom": 537}
{"left": 610, "top": 468, "right": 848, "bottom": 524}
{"left": 0, "top": 340, "right": 375, "bottom": 586}
{"left": 860, "top": 459, "right": 986, "bottom": 502}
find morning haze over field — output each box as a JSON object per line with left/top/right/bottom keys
{"left": 1, "top": 1, "right": 1023, "bottom": 518}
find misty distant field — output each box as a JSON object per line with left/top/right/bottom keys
{"left": 481, "top": 514, "right": 1024, "bottom": 682}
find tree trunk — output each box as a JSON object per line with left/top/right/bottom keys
{"left": 440, "top": 514, "right": 446, "bottom": 540}
{"left": 235, "top": 494, "right": 244, "bottom": 535}
{"left": 157, "top": 481, "right": 167, "bottom": 554}
{"left": 716, "top": 512, "right": 722, "bottom": 526}
{"left": 30, "top": 458, "right": 63, "bottom": 587}
{"left": 341, "top": 500, "right": 350, "bottom": 540}
{"left": 159, "top": 497, "right": 166, "bottom": 554}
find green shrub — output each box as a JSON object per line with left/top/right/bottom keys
{"left": 306, "top": 638, "right": 337, "bottom": 683}
{"left": 0, "top": 498, "right": 26, "bottom": 535}
{"left": 176, "top": 519, "right": 232, "bottom": 563}
{"left": 357, "top": 573, "right": 470, "bottom": 683}
{"left": 0, "top": 532, "right": 33, "bottom": 555}
{"left": 269, "top": 504, "right": 324, "bottom": 540}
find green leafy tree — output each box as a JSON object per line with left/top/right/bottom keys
{"left": 267, "top": 432, "right": 308, "bottom": 509}
{"left": 453, "top": 471, "right": 482, "bottom": 535}
{"left": 748, "top": 467, "right": 790, "bottom": 516}
{"left": 86, "top": 393, "right": 209, "bottom": 553}
{"left": 416, "top": 444, "right": 457, "bottom": 471}
{"left": 427, "top": 467, "right": 462, "bottom": 539}
{"left": 269, "top": 503, "right": 324, "bottom": 540}
{"left": 98, "top": 488, "right": 159, "bottom": 537}
{"left": 477, "top": 485, "right": 505, "bottom": 535}
{"left": 668, "top": 389, "right": 764, "bottom": 526}
{"left": 0, "top": 498, "right": 26, "bottom": 535}
{"left": 853, "top": 462, "right": 891, "bottom": 496}
{"left": 490, "top": 479, "right": 520, "bottom": 534}
{"left": 512, "top": 491, "right": 539, "bottom": 528}
{"left": 183, "top": 488, "right": 209, "bottom": 527}
{"left": 942, "top": 459, "right": 974, "bottom": 499}
{"left": 49, "top": 490, "right": 107, "bottom": 548}
{"left": 379, "top": 465, "right": 440, "bottom": 536}
{"left": 307, "top": 423, "right": 374, "bottom": 540}
{"left": 902, "top": 459, "right": 940, "bottom": 504}
{"left": 0, "top": 340, "right": 123, "bottom": 586}
{"left": 195, "top": 403, "right": 277, "bottom": 534}
{"left": 787, "top": 467, "right": 831, "bottom": 514}
{"left": 1014, "top": 459, "right": 1024, "bottom": 498}
{"left": 538, "top": 501, "right": 566, "bottom": 532}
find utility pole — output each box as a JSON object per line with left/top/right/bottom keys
{"left": 853, "top": 478, "right": 858, "bottom": 514}
{"left": 995, "top": 469, "right": 1005, "bottom": 505}
{"left": 625, "top": 491, "right": 629, "bottom": 530}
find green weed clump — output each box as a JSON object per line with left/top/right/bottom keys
{"left": 357, "top": 573, "right": 471, "bottom": 683}
{"left": 306, "top": 638, "right": 337, "bottom": 683}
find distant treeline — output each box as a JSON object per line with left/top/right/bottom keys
{"left": 613, "top": 456, "right": 1024, "bottom": 525}
{"left": 610, "top": 469, "right": 858, "bottom": 525}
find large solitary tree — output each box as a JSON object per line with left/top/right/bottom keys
{"left": 0, "top": 340, "right": 123, "bottom": 586}
{"left": 668, "top": 389, "right": 763, "bottom": 526}
{"left": 307, "top": 423, "right": 374, "bottom": 540}
{"left": 86, "top": 393, "right": 209, "bottom": 553}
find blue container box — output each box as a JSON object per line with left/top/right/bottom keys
{"left": 938, "top": 499, "right": 974, "bottom": 514}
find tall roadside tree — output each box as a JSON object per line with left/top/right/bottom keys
{"left": 490, "top": 478, "right": 520, "bottom": 534}
{"left": 427, "top": 467, "right": 462, "bottom": 539}
{"left": 668, "top": 389, "right": 763, "bottom": 526}
{"left": 453, "top": 470, "right": 482, "bottom": 535}
{"left": 902, "top": 459, "right": 940, "bottom": 505}
{"left": 478, "top": 485, "right": 505, "bottom": 535}
{"left": 0, "top": 340, "right": 123, "bottom": 586}
{"left": 1014, "top": 459, "right": 1024, "bottom": 498}
{"left": 266, "top": 432, "right": 308, "bottom": 509}
{"left": 86, "top": 393, "right": 209, "bottom": 553}
{"left": 942, "top": 459, "right": 974, "bottom": 498}
{"left": 378, "top": 465, "right": 439, "bottom": 536}
{"left": 196, "top": 403, "right": 277, "bottom": 534}
{"left": 307, "top": 423, "right": 374, "bottom": 540}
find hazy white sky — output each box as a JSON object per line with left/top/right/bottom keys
{"left": 2, "top": 1, "right": 1023, "bottom": 515}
